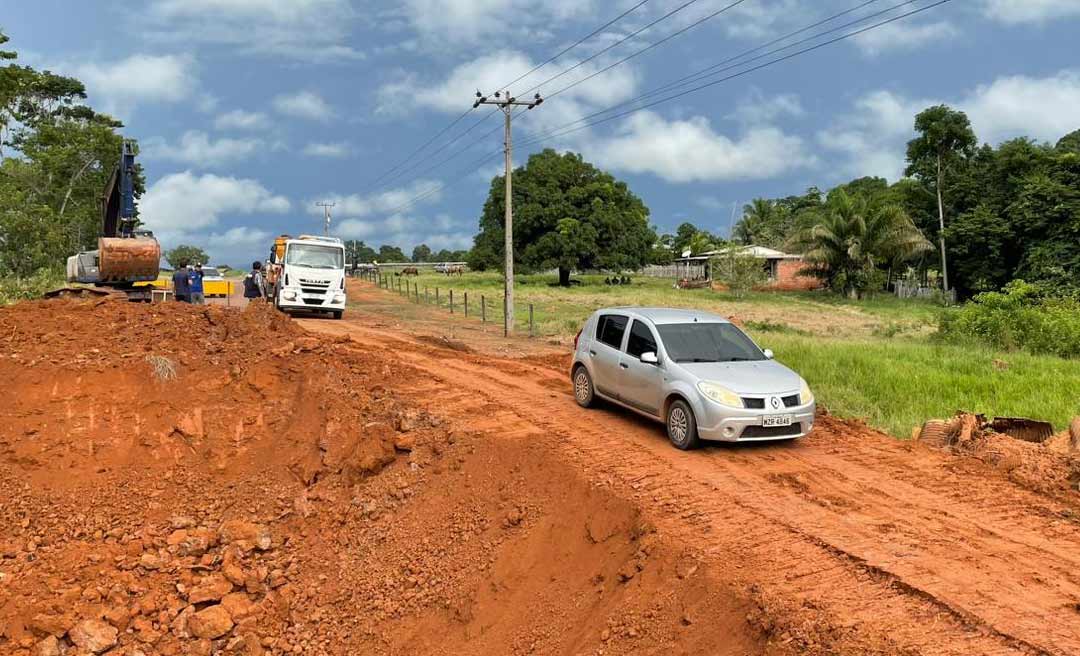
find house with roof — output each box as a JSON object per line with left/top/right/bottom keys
{"left": 674, "top": 245, "right": 822, "bottom": 291}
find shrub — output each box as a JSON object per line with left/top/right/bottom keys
{"left": 0, "top": 269, "right": 65, "bottom": 305}
{"left": 710, "top": 251, "right": 766, "bottom": 298}
{"left": 939, "top": 280, "right": 1080, "bottom": 358}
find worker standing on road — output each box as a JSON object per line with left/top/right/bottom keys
{"left": 172, "top": 263, "right": 191, "bottom": 303}
{"left": 243, "top": 261, "right": 265, "bottom": 301}
{"left": 189, "top": 263, "right": 205, "bottom": 305}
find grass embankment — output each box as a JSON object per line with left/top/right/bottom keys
{"left": 0, "top": 270, "right": 65, "bottom": 305}
{"left": 366, "top": 271, "right": 1080, "bottom": 436}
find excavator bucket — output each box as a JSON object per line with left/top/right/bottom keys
{"left": 990, "top": 417, "right": 1055, "bottom": 444}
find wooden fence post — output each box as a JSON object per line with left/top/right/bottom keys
{"left": 481, "top": 295, "right": 486, "bottom": 323}
{"left": 529, "top": 303, "right": 534, "bottom": 338}
{"left": 436, "top": 287, "right": 440, "bottom": 306}
{"left": 450, "top": 289, "right": 454, "bottom": 314}
{"left": 464, "top": 292, "right": 469, "bottom": 317}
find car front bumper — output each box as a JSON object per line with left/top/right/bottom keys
{"left": 695, "top": 400, "right": 816, "bottom": 442}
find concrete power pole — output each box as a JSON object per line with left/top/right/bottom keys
{"left": 316, "top": 201, "right": 335, "bottom": 237}
{"left": 473, "top": 90, "right": 543, "bottom": 337}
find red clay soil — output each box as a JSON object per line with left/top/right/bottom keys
{"left": 4, "top": 293, "right": 1080, "bottom": 656}
{"left": 1, "top": 298, "right": 768, "bottom": 656}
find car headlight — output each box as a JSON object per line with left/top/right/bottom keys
{"left": 800, "top": 378, "right": 814, "bottom": 405}
{"left": 697, "top": 381, "right": 742, "bottom": 408}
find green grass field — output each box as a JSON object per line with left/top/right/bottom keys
{"left": 366, "top": 271, "right": 1080, "bottom": 437}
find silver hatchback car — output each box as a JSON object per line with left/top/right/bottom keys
{"left": 571, "top": 307, "right": 815, "bottom": 450}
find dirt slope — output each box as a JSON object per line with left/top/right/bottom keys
{"left": 300, "top": 282, "right": 1080, "bottom": 656}
{"left": 1, "top": 298, "right": 771, "bottom": 656}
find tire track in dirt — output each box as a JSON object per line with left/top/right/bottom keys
{"left": 305, "top": 317, "right": 1080, "bottom": 655}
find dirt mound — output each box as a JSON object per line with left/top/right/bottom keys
{"left": 0, "top": 299, "right": 767, "bottom": 655}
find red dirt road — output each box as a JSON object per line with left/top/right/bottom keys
{"left": 301, "top": 282, "right": 1080, "bottom": 656}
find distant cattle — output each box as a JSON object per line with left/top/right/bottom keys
{"left": 444, "top": 265, "right": 464, "bottom": 277}
{"left": 401, "top": 267, "right": 420, "bottom": 276}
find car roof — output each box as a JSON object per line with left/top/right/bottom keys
{"left": 597, "top": 307, "right": 731, "bottom": 325}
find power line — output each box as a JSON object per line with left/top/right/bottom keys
{"left": 515, "top": 0, "right": 954, "bottom": 150}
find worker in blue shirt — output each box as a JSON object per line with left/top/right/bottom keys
{"left": 189, "top": 263, "right": 205, "bottom": 305}
{"left": 172, "top": 264, "right": 190, "bottom": 302}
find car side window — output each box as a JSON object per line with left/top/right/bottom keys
{"left": 625, "top": 320, "right": 658, "bottom": 358}
{"left": 596, "top": 314, "right": 628, "bottom": 349}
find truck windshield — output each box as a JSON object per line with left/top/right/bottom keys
{"left": 656, "top": 323, "right": 765, "bottom": 363}
{"left": 285, "top": 244, "right": 344, "bottom": 270}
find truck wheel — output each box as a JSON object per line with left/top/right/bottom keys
{"left": 331, "top": 310, "right": 343, "bottom": 320}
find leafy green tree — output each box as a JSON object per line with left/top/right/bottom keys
{"left": 734, "top": 198, "right": 791, "bottom": 247}
{"left": 942, "top": 204, "right": 1012, "bottom": 293}
{"left": 792, "top": 191, "right": 932, "bottom": 298}
{"left": 450, "top": 249, "right": 470, "bottom": 262}
{"left": 905, "top": 105, "right": 977, "bottom": 292}
{"left": 164, "top": 245, "right": 209, "bottom": 268}
{"left": 377, "top": 244, "right": 408, "bottom": 262}
{"left": 471, "top": 149, "right": 654, "bottom": 286}
{"left": 411, "top": 243, "right": 432, "bottom": 262}
{"left": 344, "top": 239, "right": 377, "bottom": 266}
{"left": 1056, "top": 129, "right": 1080, "bottom": 155}
{"left": 1008, "top": 152, "right": 1080, "bottom": 293}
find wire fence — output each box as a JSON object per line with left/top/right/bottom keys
{"left": 367, "top": 270, "right": 540, "bottom": 338}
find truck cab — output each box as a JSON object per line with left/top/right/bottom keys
{"left": 273, "top": 235, "right": 347, "bottom": 319}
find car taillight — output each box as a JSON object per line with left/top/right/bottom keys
{"left": 574, "top": 328, "right": 582, "bottom": 349}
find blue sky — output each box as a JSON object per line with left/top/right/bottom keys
{"left": 5, "top": 0, "right": 1080, "bottom": 266}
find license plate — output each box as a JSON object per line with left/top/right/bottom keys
{"left": 762, "top": 415, "right": 793, "bottom": 427}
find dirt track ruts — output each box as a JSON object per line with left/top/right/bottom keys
{"left": 302, "top": 284, "right": 1080, "bottom": 656}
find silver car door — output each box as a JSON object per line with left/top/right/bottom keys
{"left": 618, "top": 319, "right": 664, "bottom": 416}
{"left": 590, "top": 313, "right": 629, "bottom": 398}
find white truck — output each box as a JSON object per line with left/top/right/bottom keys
{"left": 270, "top": 235, "right": 347, "bottom": 319}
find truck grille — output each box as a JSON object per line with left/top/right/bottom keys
{"left": 741, "top": 424, "right": 802, "bottom": 439}
{"left": 299, "top": 278, "right": 331, "bottom": 296}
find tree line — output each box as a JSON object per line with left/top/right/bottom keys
{"left": 0, "top": 32, "right": 142, "bottom": 279}
{"left": 342, "top": 240, "right": 468, "bottom": 266}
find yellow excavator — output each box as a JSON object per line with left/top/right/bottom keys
{"left": 48, "top": 141, "right": 161, "bottom": 301}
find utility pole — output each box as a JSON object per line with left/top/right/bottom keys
{"left": 473, "top": 89, "right": 543, "bottom": 337}
{"left": 315, "top": 201, "right": 335, "bottom": 236}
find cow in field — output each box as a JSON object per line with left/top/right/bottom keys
{"left": 401, "top": 267, "right": 420, "bottom": 276}
{"left": 445, "top": 265, "right": 464, "bottom": 277}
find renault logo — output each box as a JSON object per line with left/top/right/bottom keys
{"left": 770, "top": 396, "right": 781, "bottom": 409}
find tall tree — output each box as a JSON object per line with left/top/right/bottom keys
{"left": 905, "top": 105, "right": 977, "bottom": 293}
{"left": 734, "top": 198, "right": 790, "bottom": 247}
{"left": 411, "top": 243, "right": 432, "bottom": 263}
{"left": 164, "top": 245, "right": 209, "bottom": 269}
{"left": 377, "top": 244, "right": 408, "bottom": 262}
{"left": 470, "top": 149, "right": 654, "bottom": 286}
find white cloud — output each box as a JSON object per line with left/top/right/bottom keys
{"left": 308, "top": 180, "right": 444, "bottom": 221}
{"left": 302, "top": 142, "right": 351, "bottom": 158}
{"left": 144, "top": 0, "right": 363, "bottom": 61}
{"left": 819, "top": 70, "right": 1080, "bottom": 180}
{"left": 67, "top": 54, "right": 198, "bottom": 117}
{"left": 142, "top": 131, "right": 262, "bottom": 167}
{"left": 853, "top": 20, "right": 959, "bottom": 56}
{"left": 727, "top": 90, "right": 804, "bottom": 125}
{"left": 214, "top": 109, "right": 271, "bottom": 131}
{"left": 273, "top": 91, "right": 335, "bottom": 121}
{"left": 141, "top": 172, "right": 290, "bottom": 245}
{"left": 982, "top": 0, "right": 1080, "bottom": 24}
{"left": 590, "top": 111, "right": 814, "bottom": 183}
{"left": 400, "top": 0, "right": 595, "bottom": 46}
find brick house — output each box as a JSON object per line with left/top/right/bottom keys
{"left": 675, "top": 246, "right": 822, "bottom": 291}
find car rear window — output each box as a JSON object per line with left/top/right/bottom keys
{"left": 595, "top": 314, "right": 628, "bottom": 349}
{"left": 626, "top": 320, "right": 658, "bottom": 357}
{"left": 656, "top": 323, "right": 764, "bottom": 363}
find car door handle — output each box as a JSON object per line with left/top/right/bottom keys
{"left": 589, "top": 350, "right": 597, "bottom": 356}
{"left": 619, "top": 363, "right": 629, "bottom": 369}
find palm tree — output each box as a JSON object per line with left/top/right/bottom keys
{"left": 733, "top": 198, "right": 775, "bottom": 245}
{"left": 790, "top": 191, "right": 931, "bottom": 298}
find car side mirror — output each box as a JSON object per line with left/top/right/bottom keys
{"left": 763, "top": 349, "right": 774, "bottom": 359}
{"left": 641, "top": 351, "right": 659, "bottom": 365}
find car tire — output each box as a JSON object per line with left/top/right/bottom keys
{"left": 331, "top": 310, "right": 343, "bottom": 320}
{"left": 572, "top": 365, "right": 595, "bottom": 408}
{"left": 667, "top": 399, "right": 700, "bottom": 450}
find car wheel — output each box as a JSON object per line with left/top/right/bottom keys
{"left": 667, "top": 399, "right": 700, "bottom": 450}
{"left": 572, "top": 366, "right": 595, "bottom": 408}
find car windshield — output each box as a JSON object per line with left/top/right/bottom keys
{"left": 657, "top": 323, "right": 765, "bottom": 363}
{"left": 201, "top": 267, "right": 221, "bottom": 278}
{"left": 285, "top": 244, "right": 344, "bottom": 269}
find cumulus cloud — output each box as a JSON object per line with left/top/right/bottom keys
{"left": 308, "top": 180, "right": 444, "bottom": 220}
{"left": 818, "top": 70, "right": 1080, "bottom": 180}
{"left": 589, "top": 111, "right": 814, "bottom": 183}
{"left": 144, "top": 0, "right": 363, "bottom": 61}
{"left": 142, "top": 131, "right": 262, "bottom": 167}
{"left": 982, "top": 0, "right": 1080, "bottom": 24}
{"left": 853, "top": 20, "right": 959, "bottom": 56}
{"left": 399, "top": 0, "right": 596, "bottom": 47}
{"left": 302, "top": 142, "right": 351, "bottom": 158}
{"left": 273, "top": 91, "right": 335, "bottom": 121}
{"left": 727, "top": 90, "right": 804, "bottom": 125}
{"left": 66, "top": 53, "right": 198, "bottom": 117}
{"left": 214, "top": 110, "right": 270, "bottom": 131}
{"left": 140, "top": 172, "right": 290, "bottom": 245}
